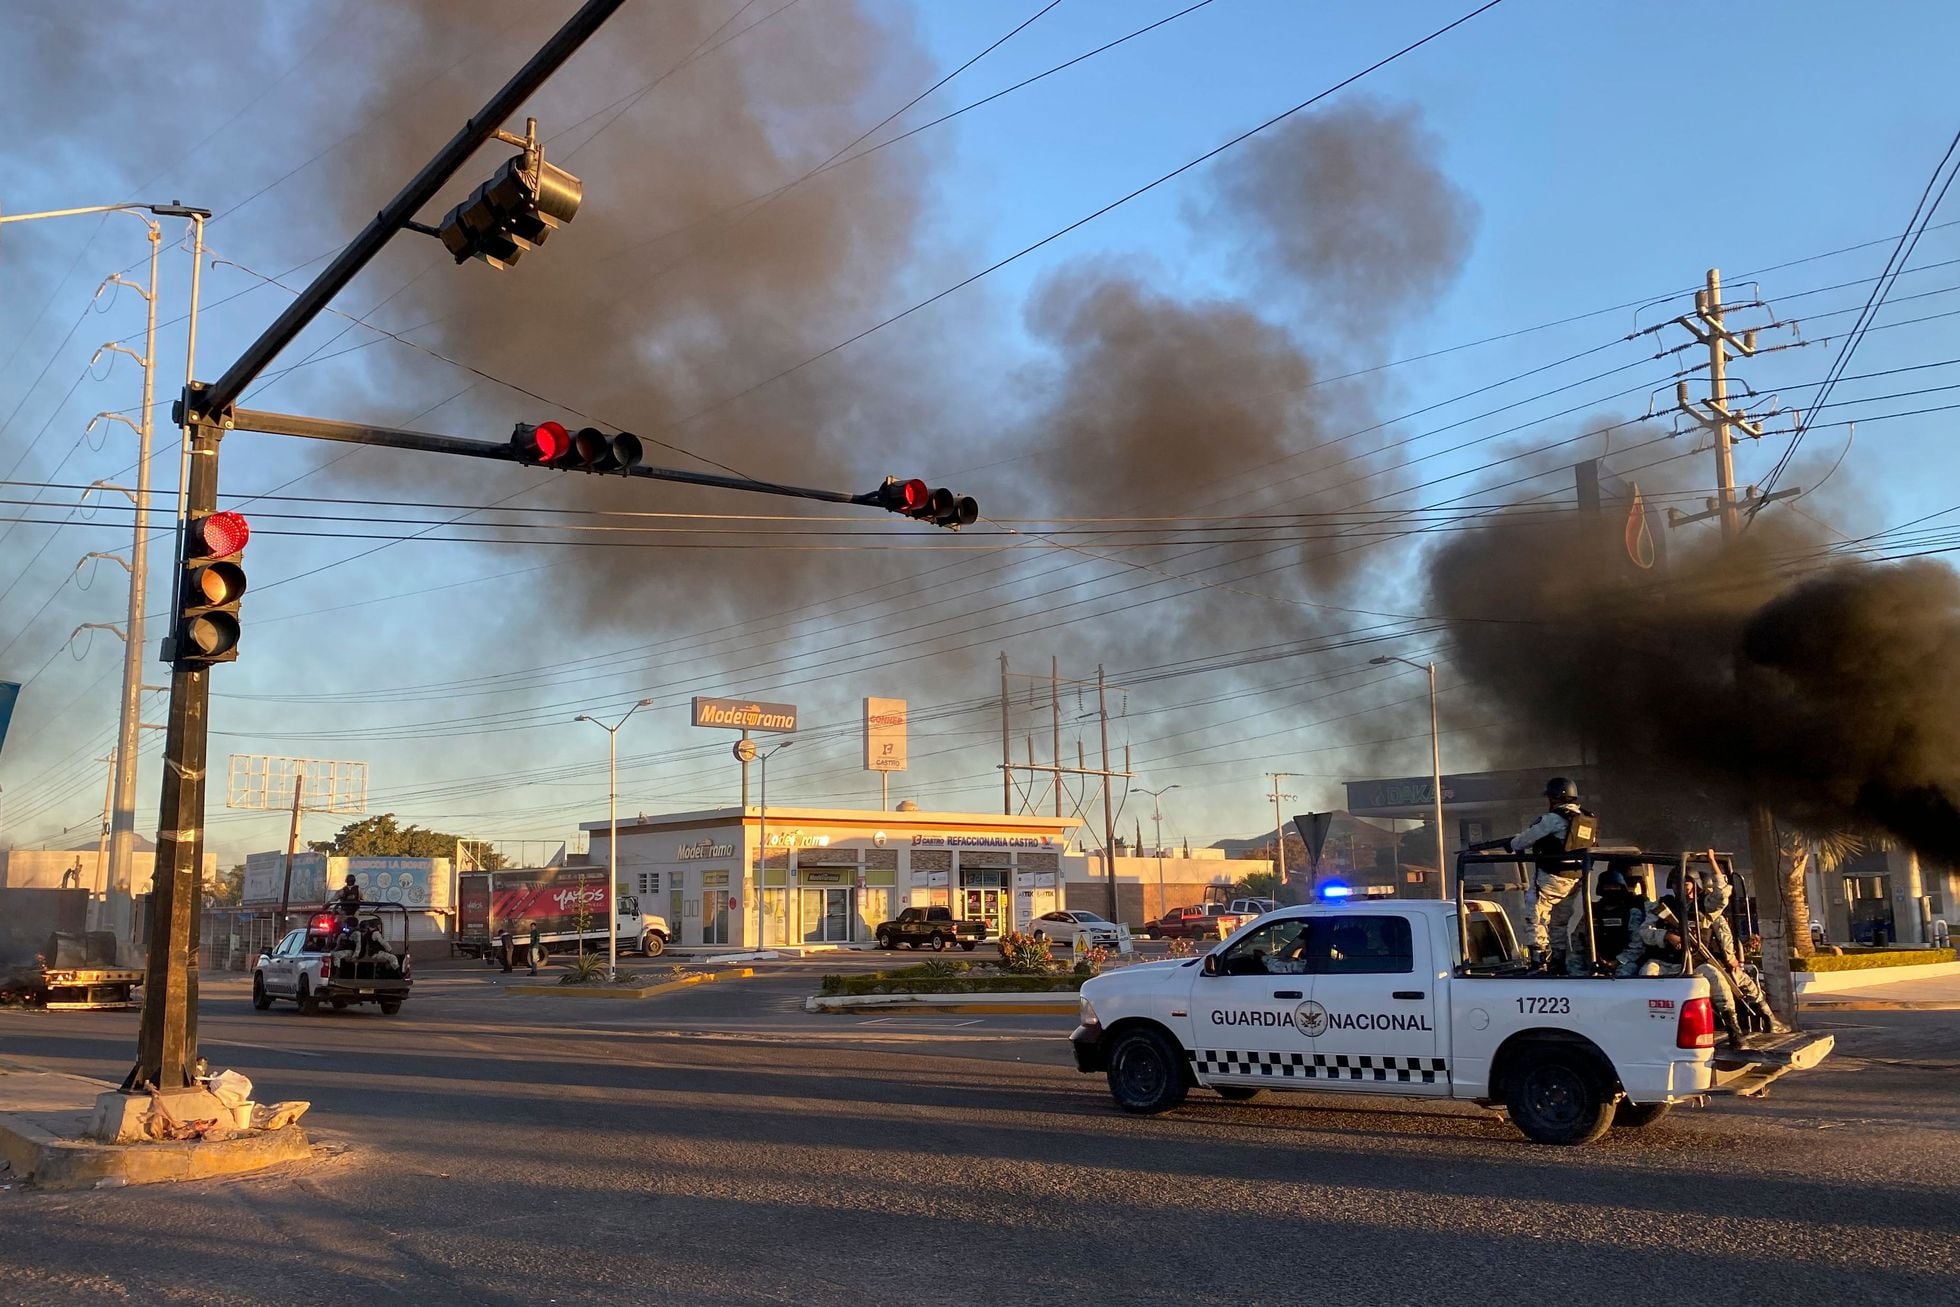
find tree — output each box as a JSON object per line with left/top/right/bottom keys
{"left": 204, "top": 863, "right": 244, "bottom": 907}
{"left": 308, "top": 813, "right": 508, "bottom": 867}
{"left": 1232, "top": 870, "right": 1279, "bottom": 900}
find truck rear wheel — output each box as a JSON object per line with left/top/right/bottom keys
{"left": 379, "top": 998, "right": 403, "bottom": 1015}
{"left": 959, "top": 940, "right": 976, "bottom": 952}
{"left": 1613, "top": 1100, "right": 1673, "bottom": 1130}
{"left": 1106, "top": 1026, "right": 1188, "bottom": 1115}
{"left": 296, "top": 977, "right": 319, "bottom": 1016}
{"left": 1216, "top": 1086, "right": 1264, "bottom": 1102}
{"left": 641, "top": 932, "right": 666, "bottom": 958}
{"left": 1505, "top": 1045, "right": 1614, "bottom": 1146}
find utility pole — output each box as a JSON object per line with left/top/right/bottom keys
{"left": 1670, "top": 267, "right": 1801, "bottom": 1021}
{"left": 1266, "top": 774, "right": 1297, "bottom": 897}
{"left": 1097, "top": 666, "right": 1121, "bottom": 922}
{"left": 1051, "top": 656, "right": 1062, "bottom": 818}
{"left": 999, "top": 652, "right": 1012, "bottom": 815}
{"left": 91, "top": 750, "right": 117, "bottom": 923}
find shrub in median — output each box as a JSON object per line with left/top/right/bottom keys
{"left": 1794, "top": 947, "right": 1955, "bottom": 973}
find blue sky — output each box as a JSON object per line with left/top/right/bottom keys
{"left": 2, "top": 0, "right": 1956, "bottom": 864}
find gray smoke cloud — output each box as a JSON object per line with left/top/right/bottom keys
{"left": 1425, "top": 502, "right": 1960, "bottom": 863}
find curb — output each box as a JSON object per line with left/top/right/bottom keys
{"left": 0, "top": 1110, "right": 312, "bottom": 1191}
{"left": 507, "top": 967, "right": 755, "bottom": 1000}
{"left": 805, "top": 991, "right": 1080, "bottom": 1016}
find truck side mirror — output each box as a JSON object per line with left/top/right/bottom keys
{"left": 1201, "top": 953, "right": 1220, "bottom": 977}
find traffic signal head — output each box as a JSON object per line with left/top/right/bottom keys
{"left": 869, "top": 477, "right": 975, "bottom": 528}
{"left": 172, "top": 510, "right": 249, "bottom": 667}
{"left": 437, "top": 151, "right": 584, "bottom": 271}
{"left": 511, "top": 421, "right": 641, "bottom": 473}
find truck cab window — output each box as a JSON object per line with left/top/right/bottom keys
{"left": 1318, "top": 916, "right": 1414, "bottom": 975}
{"left": 1218, "top": 919, "right": 1311, "bottom": 976}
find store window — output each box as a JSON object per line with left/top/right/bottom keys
{"left": 636, "top": 871, "right": 661, "bottom": 896}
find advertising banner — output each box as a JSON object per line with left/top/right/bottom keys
{"left": 863, "top": 696, "right": 907, "bottom": 772}
{"left": 243, "top": 851, "right": 328, "bottom": 906}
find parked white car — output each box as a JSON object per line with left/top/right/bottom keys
{"left": 1229, "top": 898, "right": 1277, "bottom": 917}
{"left": 1030, "top": 910, "right": 1122, "bottom": 950}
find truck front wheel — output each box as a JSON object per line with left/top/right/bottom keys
{"left": 1505, "top": 1045, "right": 1615, "bottom": 1146}
{"left": 251, "top": 974, "right": 272, "bottom": 1011}
{"left": 641, "top": 932, "right": 666, "bottom": 958}
{"left": 929, "top": 933, "right": 948, "bottom": 952}
{"left": 1106, "top": 1027, "right": 1188, "bottom": 1115}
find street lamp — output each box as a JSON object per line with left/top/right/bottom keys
{"left": 1371, "top": 656, "right": 1446, "bottom": 900}
{"left": 736, "top": 739, "right": 793, "bottom": 949}
{"left": 575, "top": 698, "right": 653, "bottom": 980}
{"left": 1137, "top": 784, "right": 1180, "bottom": 920}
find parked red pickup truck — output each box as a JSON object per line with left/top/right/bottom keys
{"left": 1140, "top": 905, "right": 1250, "bottom": 941}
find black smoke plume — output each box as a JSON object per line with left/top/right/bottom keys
{"left": 1426, "top": 505, "right": 1960, "bottom": 864}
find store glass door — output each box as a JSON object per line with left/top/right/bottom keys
{"left": 965, "top": 887, "right": 1006, "bottom": 937}
{"left": 703, "top": 890, "right": 731, "bottom": 945}
{"left": 800, "top": 888, "right": 852, "bottom": 943}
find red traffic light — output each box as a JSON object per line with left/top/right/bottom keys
{"left": 897, "top": 478, "right": 929, "bottom": 513}
{"left": 193, "top": 510, "right": 250, "bottom": 557}
{"left": 513, "top": 420, "right": 572, "bottom": 463}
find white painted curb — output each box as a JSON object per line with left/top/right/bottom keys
{"left": 1793, "top": 959, "right": 1960, "bottom": 994}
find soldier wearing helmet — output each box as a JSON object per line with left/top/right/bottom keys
{"left": 1506, "top": 776, "right": 1598, "bottom": 974}
{"left": 1590, "top": 866, "right": 1643, "bottom": 974}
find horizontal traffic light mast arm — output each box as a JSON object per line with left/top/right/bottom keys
{"left": 196, "top": 0, "right": 627, "bottom": 419}
{"left": 228, "top": 407, "right": 896, "bottom": 508}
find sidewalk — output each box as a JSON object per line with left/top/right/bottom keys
{"left": 1800, "top": 971, "right": 1960, "bottom": 1011}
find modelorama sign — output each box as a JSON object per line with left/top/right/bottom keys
{"left": 691, "top": 696, "right": 797, "bottom": 733}
{"left": 676, "top": 840, "right": 736, "bottom": 861}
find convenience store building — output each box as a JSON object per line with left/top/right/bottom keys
{"left": 588, "top": 806, "right": 1082, "bottom": 949}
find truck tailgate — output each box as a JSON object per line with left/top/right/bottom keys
{"left": 1709, "top": 1031, "right": 1834, "bottom": 1097}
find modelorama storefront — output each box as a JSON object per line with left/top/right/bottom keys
{"left": 587, "top": 807, "right": 1083, "bottom": 949}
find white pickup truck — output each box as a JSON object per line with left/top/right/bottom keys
{"left": 1070, "top": 898, "right": 1833, "bottom": 1145}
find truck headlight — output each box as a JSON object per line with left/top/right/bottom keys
{"left": 1079, "top": 994, "right": 1099, "bottom": 1026}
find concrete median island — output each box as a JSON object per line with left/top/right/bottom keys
{"left": 0, "top": 1062, "right": 312, "bottom": 1192}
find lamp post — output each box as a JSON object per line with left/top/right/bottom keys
{"left": 738, "top": 739, "right": 793, "bottom": 949}
{"left": 1371, "top": 656, "right": 1446, "bottom": 899}
{"left": 575, "top": 698, "right": 653, "bottom": 980}
{"left": 1138, "top": 784, "right": 1179, "bottom": 920}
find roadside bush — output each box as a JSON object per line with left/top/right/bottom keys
{"left": 919, "top": 957, "right": 970, "bottom": 978}
{"left": 558, "top": 953, "right": 610, "bottom": 985}
{"left": 995, "top": 931, "right": 1059, "bottom": 975}
{"left": 1793, "top": 947, "right": 1955, "bottom": 973}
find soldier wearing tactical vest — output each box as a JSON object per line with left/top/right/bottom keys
{"left": 1506, "top": 776, "right": 1597, "bottom": 974}
{"left": 1589, "top": 867, "right": 1642, "bottom": 974}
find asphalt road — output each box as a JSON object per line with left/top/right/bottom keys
{"left": 2, "top": 959, "right": 1957, "bottom": 1307}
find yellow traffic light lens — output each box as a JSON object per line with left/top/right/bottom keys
{"left": 196, "top": 569, "right": 235, "bottom": 604}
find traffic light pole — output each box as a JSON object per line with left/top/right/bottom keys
{"left": 124, "top": 416, "right": 223, "bottom": 1092}
{"left": 225, "top": 407, "right": 902, "bottom": 507}
{"left": 128, "top": 0, "right": 629, "bottom": 1095}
